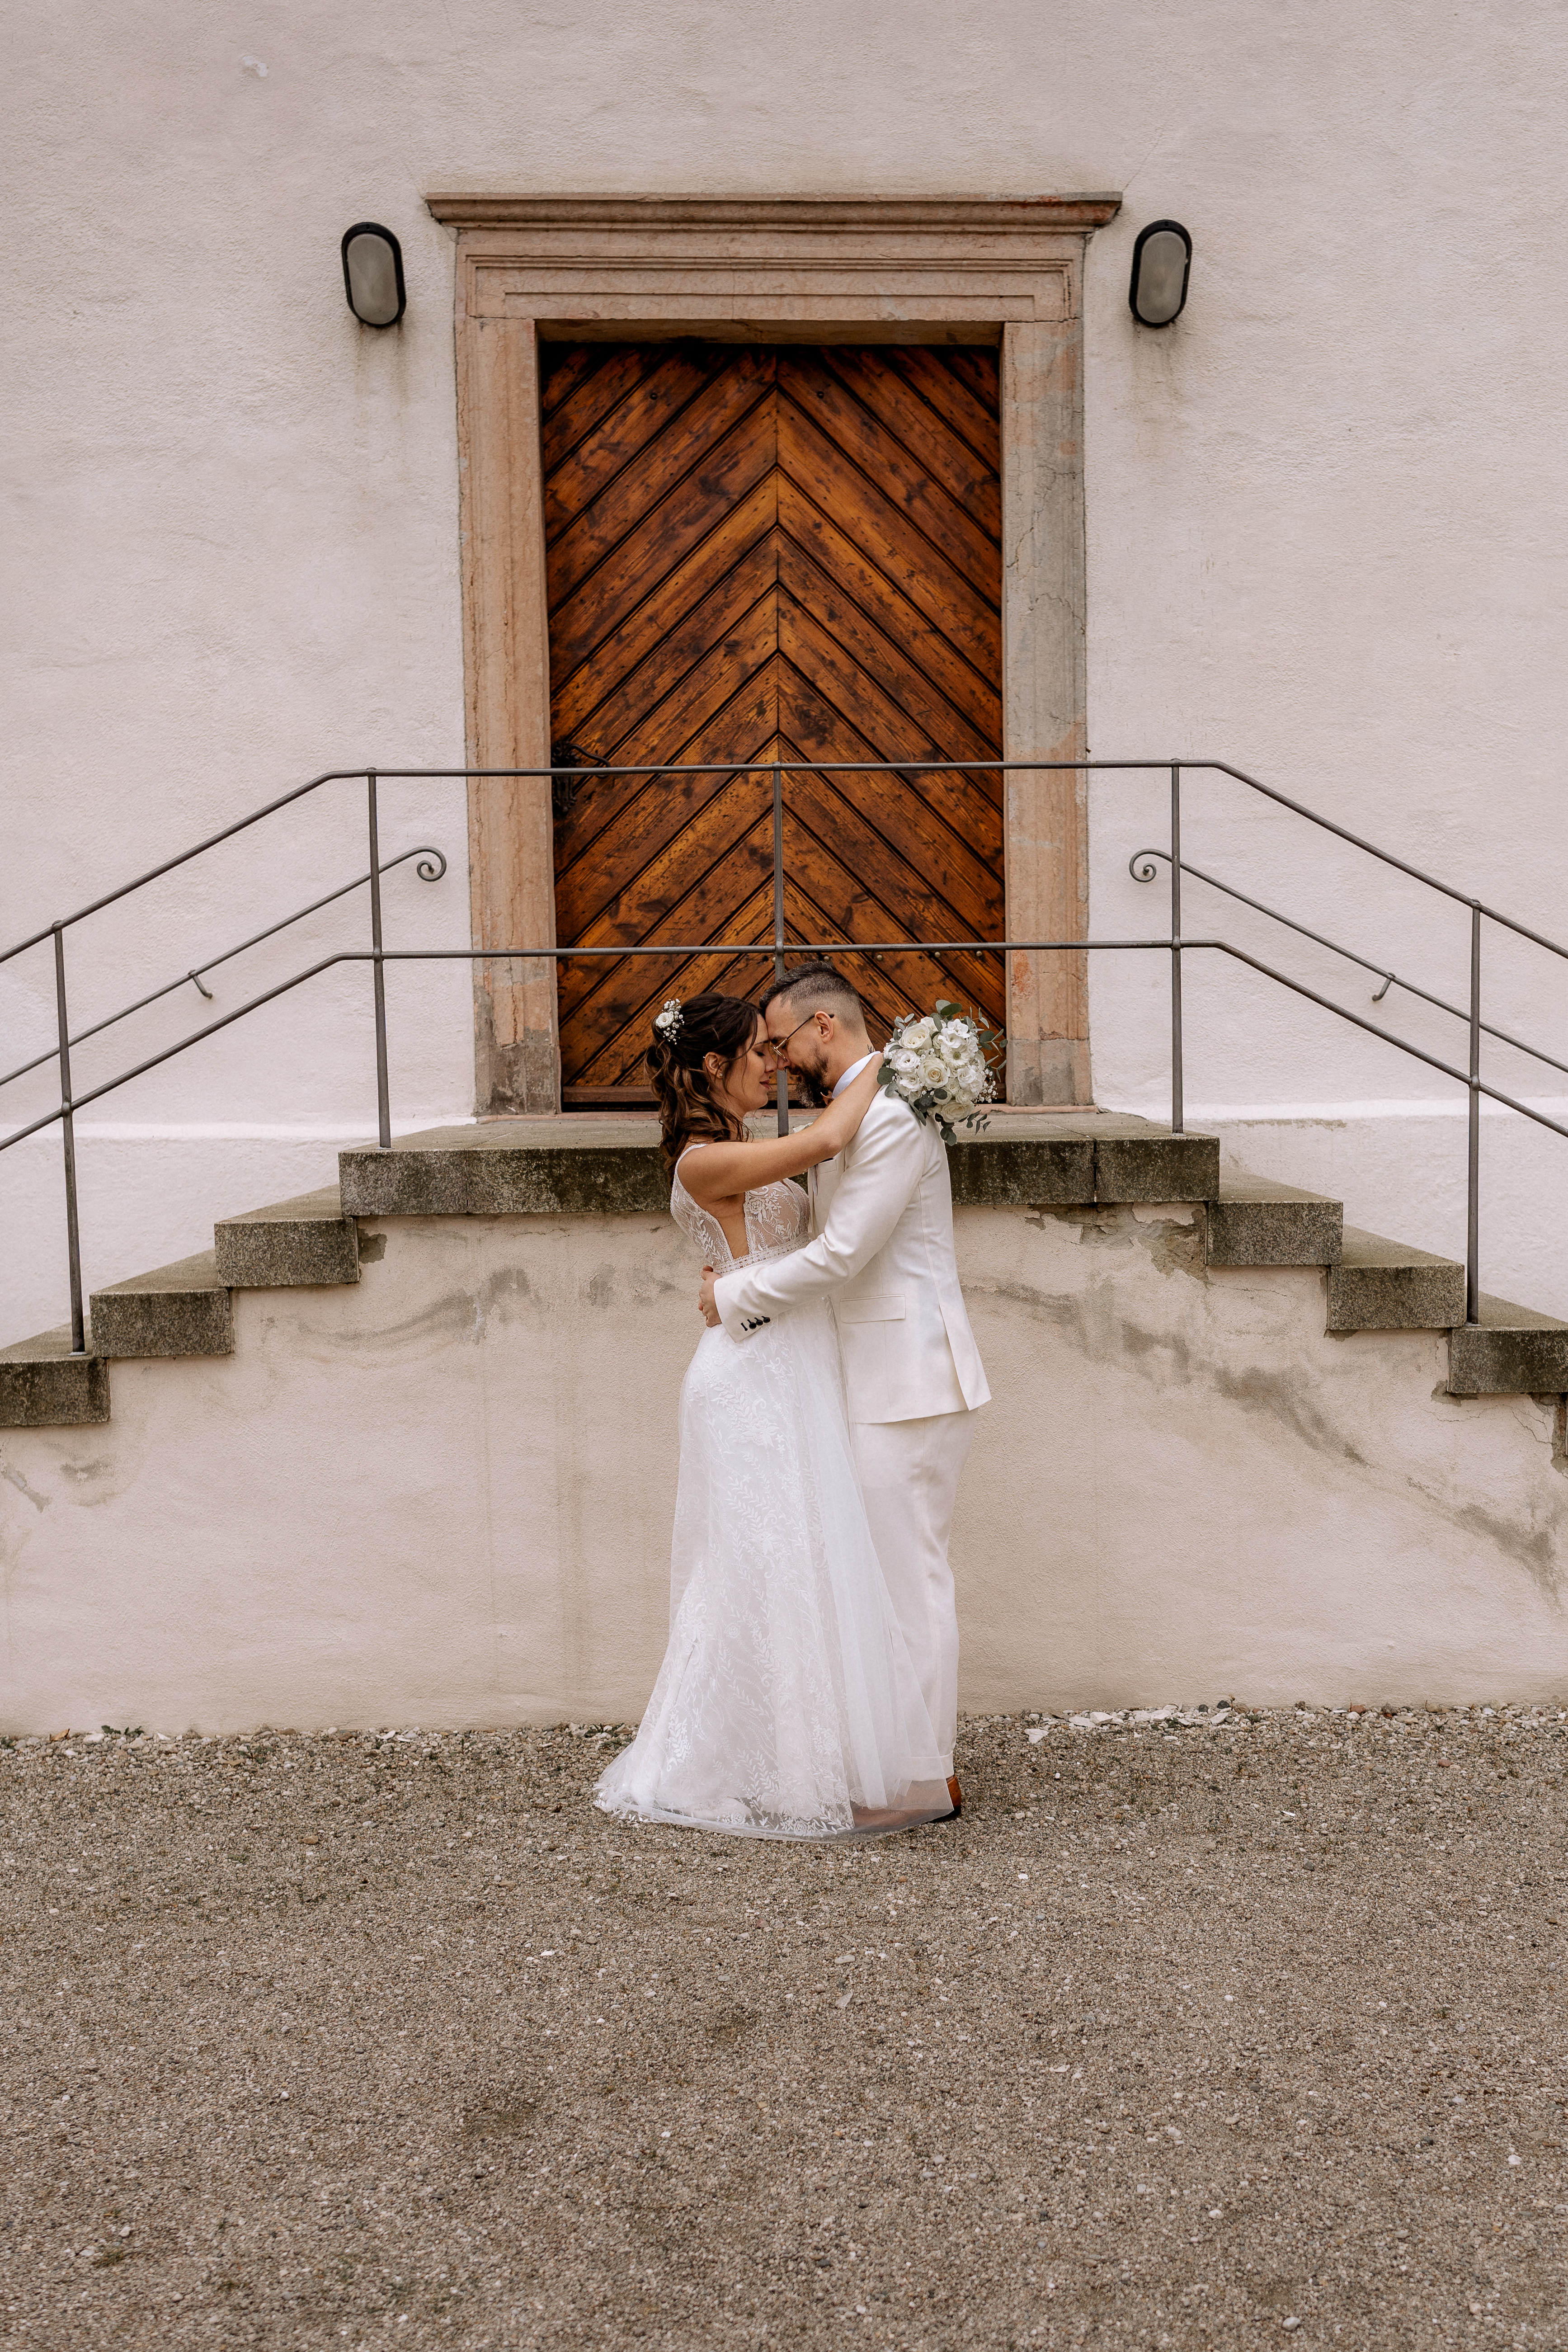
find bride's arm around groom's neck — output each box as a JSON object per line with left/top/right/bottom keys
{"left": 712, "top": 1090, "right": 927, "bottom": 1342}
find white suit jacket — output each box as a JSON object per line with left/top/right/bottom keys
{"left": 713, "top": 1089, "right": 990, "bottom": 1424}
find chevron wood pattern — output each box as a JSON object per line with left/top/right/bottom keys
{"left": 542, "top": 341, "right": 1005, "bottom": 1104}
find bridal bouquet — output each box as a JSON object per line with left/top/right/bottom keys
{"left": 876, "top": 1000, "right": 1000, "bottom": 1143}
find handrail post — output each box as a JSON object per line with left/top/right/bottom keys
{"left": 1169, "top": 761, "right": 1184, "bottom": 1135}
{"left": 773, "top": 761, "right": 788, "bottom": 1137}
{"left": 367, "top": 770, "right": 391, "bottom": 1151}
{"left": 52, "top": 924, "right": 86, "bottom": 1355}
{"left": 1467, "top": 901, "right": 1482, "bottom": 1324}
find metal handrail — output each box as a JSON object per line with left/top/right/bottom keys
{"left": 6, "top": 755, "right": 1563, "bottom": 1355}
{"left": 10, "top": 934, "right": 1564, "bottom": 1136}
{"left": 9, "top": 756, "right": 1568, "bottom": 971}
{"left": 1129, "top": 846, "right": 1568, "bottom": 1086}
{"left": 0, "top": 845, "right": 447, "bottom": 1094}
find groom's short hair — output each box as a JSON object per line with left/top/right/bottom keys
{"left": 760, "top": 961, "right": 866, "bottom": 1029}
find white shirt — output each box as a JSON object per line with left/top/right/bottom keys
{"left": 831, "top": 1051, "right": 878, "bottom": 1099}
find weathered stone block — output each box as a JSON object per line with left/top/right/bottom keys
{"left": 339, "top": 1122, "right": 668, "bottom": 1218}
{"left": 89, "top": 1253, "right": 234, "bottom": 1359}
{"left": 340, "top": 1112, "right": 1210, "bottom": 1218}
{"left": 1206, "top": 1175, "right": 1344, "bottom": 1268}
{"left": 0, "top": 1328, "right": 110, "bottom": 1427}
{"left": 1448, "top": 1301, "right": 1568, "bottom": 1396}
{"left": 1094, "top": 1125, "right": 1220, "bottom": 1203}
{"left": 948, "top": 1131, "right": 1095, "bottom": 1206}
{"left": 1327, "top": 1229, "right": 1466, "bottom": 1332}
{"left": 214, "top": 1188, "right": 360, "bottom": 1287}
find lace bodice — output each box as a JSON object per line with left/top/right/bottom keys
{"left": 671, "top": 1144, "right": 810, "bottom": 1271}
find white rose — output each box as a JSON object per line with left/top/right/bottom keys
{"left": 890, "top": 1050, "right": 922, "bottom": 1079}
{"left": 903, "top": 1018, "right": 935, "bottom": 1048}
{"left": 921, "top": 1056, "right": 946, "bottom": 1086}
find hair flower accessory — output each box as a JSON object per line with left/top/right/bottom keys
{"left": 653, "top": 999, "right": 683, "bottom": 1037}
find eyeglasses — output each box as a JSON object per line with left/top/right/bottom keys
{"left": 766, "top": 1012, "right": 825, "bottom": 1061}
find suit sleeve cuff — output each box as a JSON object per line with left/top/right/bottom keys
{"left": 714, "top": 1268, "right": 768, "bottom": 1343}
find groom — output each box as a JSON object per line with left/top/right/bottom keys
{"left": 698, "top": 962, "right": 989, "bottom": 1817}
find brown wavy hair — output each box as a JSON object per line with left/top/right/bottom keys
{"left": 646, "top": 992, "right": 760, "bottom": 1176}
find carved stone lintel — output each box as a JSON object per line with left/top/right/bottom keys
{"left": 427, "top": 192, "right": 1121, "bottom": 235}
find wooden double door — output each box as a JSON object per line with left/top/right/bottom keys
{"left": 542, "top": 340, "right": 1006, "bottom": 1105}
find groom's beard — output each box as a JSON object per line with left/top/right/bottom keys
{"left": 788, "top": 1047, "right": 833, "bottom": 1111}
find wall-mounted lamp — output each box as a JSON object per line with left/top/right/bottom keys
{"left": 1129, "top": 220, "right": 1192, "bottom": 328}
{"left": 341, "top": 223, "right": 406, "bottom": 328}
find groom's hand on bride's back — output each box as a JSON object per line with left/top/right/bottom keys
{"left": 700, "top": 1263, "right": 765, "bottom": 1333}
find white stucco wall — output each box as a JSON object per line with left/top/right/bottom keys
{"left": 4, "top": 1204, "right": 1566, "bottom": 1735}
{"left": 6, "top": 1, "right": 1568, "bottom": 1343}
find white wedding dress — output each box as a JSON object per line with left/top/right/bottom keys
{"left": 594, "top": 1147, "right": 951, "bottom": 1840}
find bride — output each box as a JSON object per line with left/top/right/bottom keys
{"left": 594, "top": 990, "right": 951, "bottom": 1840}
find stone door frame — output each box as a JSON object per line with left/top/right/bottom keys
{"left": 425, "top": 192, "right": 1122, "bottom": 1113}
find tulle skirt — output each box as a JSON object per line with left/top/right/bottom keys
{"left": 594, "top": 1287, "right": 950, "bottom": 1840}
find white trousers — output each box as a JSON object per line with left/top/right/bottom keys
{"left": 849, "top": 1409, "right": 976, "bottom": 1777}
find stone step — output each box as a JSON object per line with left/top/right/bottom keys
{"left": 213, "top": 1187, "right": 359, "bottom": 1287}
{"left": 88, "top": 1251, "right": 234, "bottom": 1359}
{"left": 1448, "top": 1297, "right": 1568, "bottom": 1396}
{"left": 948, "top": 1114, "right": 1220, "bottom": 1207}
{"left": 8, "top": 1118, "right": 1565, "bottom": 1440}
{"left": 1088, "top": 1120, "right": 1221, "bottom": 1206}
{"left": 339, "top": 1117, "right": 668, "bottom": 1218}
{"left": 337, "top": 1110, "right": 1224, "bottom": 1218}
{"left": 1205, "top": 1173, "right": 1344, "bottom": 1268}
{"left": 946, "top": 1122, "right": 1091, "bottom": 1206}
{"left": 0, "top": 1327, "right": 110, "bottom": 1427}
{"left": 1326, "top": 1229, "right": 1467, "bottom": 1332}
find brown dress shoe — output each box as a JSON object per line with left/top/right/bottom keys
{"left": 926, "top": 1775, "right": 963, "bottom": 1824}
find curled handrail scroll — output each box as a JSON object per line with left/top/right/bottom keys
{"left": 0, "top": 844, "right": 447, "bottom": 1097}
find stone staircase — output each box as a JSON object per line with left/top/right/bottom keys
{"left": 8, "top": 1106, "right": 1568, "bottom": 1731}
{"left": 4, "top": 1113, "right": 1565, "bottom": 1428}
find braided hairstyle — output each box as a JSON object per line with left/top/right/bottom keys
{"left": 645, "top": 992, "right": 761, "bottom": 1175}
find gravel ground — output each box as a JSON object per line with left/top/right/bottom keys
{"left": 4, "top": 1702, "right": 1568, "bottom": 2350}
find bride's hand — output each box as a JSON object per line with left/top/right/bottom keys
{"left": 698, "top": 1266, "right": 720, "bottom": 1327}
{"left": 678, "top": 1050, "right": 883, "bottom": 1197}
